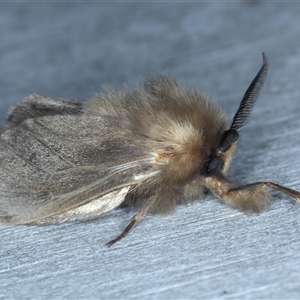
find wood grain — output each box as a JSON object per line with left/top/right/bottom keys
{"left": 1, "top": 2, "right": 300, "bottom": 299}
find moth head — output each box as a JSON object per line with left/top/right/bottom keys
{"left": 203, "top": 52, "right": 269, "bottom": 177}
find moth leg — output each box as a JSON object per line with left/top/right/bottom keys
{"left": 228, "top": 182, "right": 300, "bottom": 212}
{"left": 219, "top": 182, "right": 271, "bottom": 212}
{"left": 240, "top": 182, "right": 300, "bottom": 202}
{"left": 6, "top": 94, "right": 83, "bottom": 127}
{"left": 204, "top": 175, "right": 300, "bottom": 212}
{"left": 106, "top": 194, "right": 158, "bottom": 247}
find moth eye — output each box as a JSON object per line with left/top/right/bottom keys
{"left": 204, "top": 156, "right": 223, "bottom": 175}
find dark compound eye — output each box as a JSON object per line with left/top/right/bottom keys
{"left": 205, "top": 156, "right": 223, "bottom": 175}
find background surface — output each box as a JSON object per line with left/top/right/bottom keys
{"left": 1, "top": 3, "right": 300, "bottom": 299}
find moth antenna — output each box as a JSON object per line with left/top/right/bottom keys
{"left": 106, "top": 194, "right": 158, "bottom": 247}
{"left": 231, "top": 52, "right": 269, "bottom": 132}
{"left": 218, "top": 53, "right": 269, "bottom": 152}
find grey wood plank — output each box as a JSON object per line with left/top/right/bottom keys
{"left": 1, "top": 2, "right": 300, "bottom": 299}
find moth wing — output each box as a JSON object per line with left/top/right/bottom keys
{"left": 0, "top": 109, "right": 156, "bottom": 224}
{"left": 35, "top": 186, "right": 132, "bottom": 224}
{"left": 5, "top": 94, "right": 83, "bottom": 128}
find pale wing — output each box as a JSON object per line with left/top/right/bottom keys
{"left": 34, "top": 187, "right": 131, "bottom": 224}
{"left": 0, "top": 113, "right": 156, "bottom": 224}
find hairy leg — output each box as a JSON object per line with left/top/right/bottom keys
{"left": 203, "top": 173, "right": 300, "bottom": 212}
{"left": 107, "top": 194, "right": 158, "bottom": 247}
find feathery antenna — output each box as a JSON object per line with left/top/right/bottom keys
{"left": 218, "top": 53, "right": 269, "bottom": 152}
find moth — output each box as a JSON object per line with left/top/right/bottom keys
{"left": 0, "top": 53, "right": 299, "bottom": 246}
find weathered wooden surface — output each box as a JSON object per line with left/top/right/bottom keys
{"left": 1, "top": 3, "right": 300, "bottom": 299}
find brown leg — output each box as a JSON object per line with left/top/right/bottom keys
{"left": 106, "top": 194, "right": 158, "bottom": 247}
{"left": 204, "top": 174, "right": 300, "bottom": 213}
{"left": 259, "top": 182, "right": 300, "bottom": 203}
{"left": 227, "top": 181, "right": 300, "bottom": 212}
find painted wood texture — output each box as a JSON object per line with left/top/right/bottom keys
{"left": 1, "top": 3, "right": 300, "bottom": 299}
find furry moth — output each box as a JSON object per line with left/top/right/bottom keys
{"left": 0, "top": 52, "right": 300, "bottom": 246}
